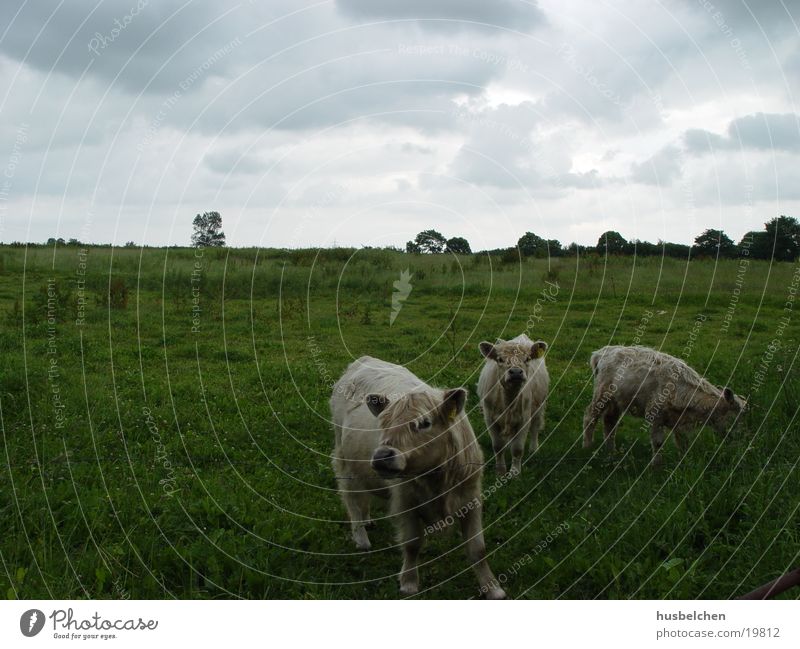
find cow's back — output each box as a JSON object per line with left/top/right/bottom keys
{"left": 331, "top": 356, "right": 431, "bottom": 478}
{"left": 592, "top": 345, "right": 704, "bottom": 412}
{"left": 331, "top": 356, "right": 423, "bottom": 422}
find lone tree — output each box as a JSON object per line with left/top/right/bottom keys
{"left": 765, "top": 215, "right": 800, "bottom": 261}
{"left": 412, "top": 229, "right": 446, "bottom": 254}
{"left": 445, "top": 236, "right": 471, "bottom": 254}
{"left": 693, "top": 228, "right": 735, "bottom": 258}
{"left": 517, "top": 231, "right": 545, "bottom": 257}
{"left": 597, "top": 230, "right": 628, "bottom": 255}
{"left": 191, "top": 211, "right": 226, "bottom": 247}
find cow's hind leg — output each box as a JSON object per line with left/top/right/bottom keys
{"left": 673, "top": 429, "right": 688, "bottom": 457}
{"left": 602, "top": 404, "right": 621, "bottom": 452}
{"left": 460, "top": 507, "right": 505, "bottom": 599}
{"left": 650, "top": 423, "right": 666, "bottom": 468}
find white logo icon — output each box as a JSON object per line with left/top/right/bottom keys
{"left": 390, "top": 269, "right": 413, "bottom": 325}
{"left": 20, "top": 609, "right": 45, "bottom": 637}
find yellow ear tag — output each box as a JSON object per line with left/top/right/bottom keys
{"left": 448, "top": 407, "right": 457, "bottom": 422}
{"left": 533, "top": 346, "right": 544, "bottom": 359}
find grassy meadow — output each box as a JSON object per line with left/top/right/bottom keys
{"left": 0, "top": 244, "right": 799, "bottom": 599}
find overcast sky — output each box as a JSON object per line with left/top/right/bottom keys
{"left": 0, "top": 0, "right": 798, "bottom": 249}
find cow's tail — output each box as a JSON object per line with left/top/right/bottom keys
{"left": 589, "top": 351, "right": 601, "bottom": 376}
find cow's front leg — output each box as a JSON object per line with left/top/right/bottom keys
{"left": 583, "top": 401, "right": 601, "bottom": 448}
{"left": 460, "top": 506, "right": 506, "bottom": 599}
{"left": 397, "top": 513, "right": 424, "bottom": 596}
{"left": 338, "top": 481, "right": 372, "bottom": 550}
{"left": 510, "top": 426, "right": 527, "bottom": 475}
{"left": 529, "top": 406, "right": 545, "bottom": 454}
{"left": 489, "top": 424, "right": 507, "bottom": 475}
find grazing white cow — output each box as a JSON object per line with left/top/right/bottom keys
{"left": 330, "top": 356, "right": 505, "bottom": 599}
{"left": 583, "top": 345, "right": 747, "bottom": 465}
{"left": 477, "top": 334, "right": 549, "bottom": 475}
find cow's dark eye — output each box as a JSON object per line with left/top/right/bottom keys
{"left": 418, "top": 418, "right": 432, "bottom": 430}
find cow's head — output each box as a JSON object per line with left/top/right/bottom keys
{"left": 365, "top": 388, "right": 467, "bottom": 478}
{"left": 479, "top": 338, "right": 547, "bottom": 392}
{"left": 711, "top": 386, "right": 747, "bottom": 435}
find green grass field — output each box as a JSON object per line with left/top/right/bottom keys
{"left": 1, "top": 244, "right": 798, "bottom": 599}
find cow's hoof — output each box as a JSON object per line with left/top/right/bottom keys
{"left": 399, "top": 583, "right": 419, "bottom": 596}
{"left": 486, "top": 588, "right": 507, "bottom": 600}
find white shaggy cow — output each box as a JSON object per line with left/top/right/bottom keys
{"left": 330, "top": 356, "right": 505, "bottom": 599}
{"left": 477, "top": 334, "right": 549, "bottom": 475}
{"left": 583, "top": 345, "right": 747, "bottom": 465}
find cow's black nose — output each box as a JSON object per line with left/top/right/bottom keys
{"left": 508, "top": 368, "right": 525, "bottom": 381}
{"left": 372, "top": 447, "right": 395, "bottom": 464}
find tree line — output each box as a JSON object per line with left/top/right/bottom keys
{"left": 406, "top": 216, "right": 800, "bottom": 262}
{"left": 31, "top": 213, "right": 800, "bottom": 261}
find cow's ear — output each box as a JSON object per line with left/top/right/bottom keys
{"left": 530, "top": 340, "right": 548, "bottom": 359}
{"left": 479, "top": 342, "right": 497, "bottom": 359}
{"left": 441, "top": 388, "right": 467, "bottom": 421}
{"left": 722, "top": 387, "right": 735, "bottom": 403}
{"left": 366, "top": 394, "right": 390, "bottom": 417}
